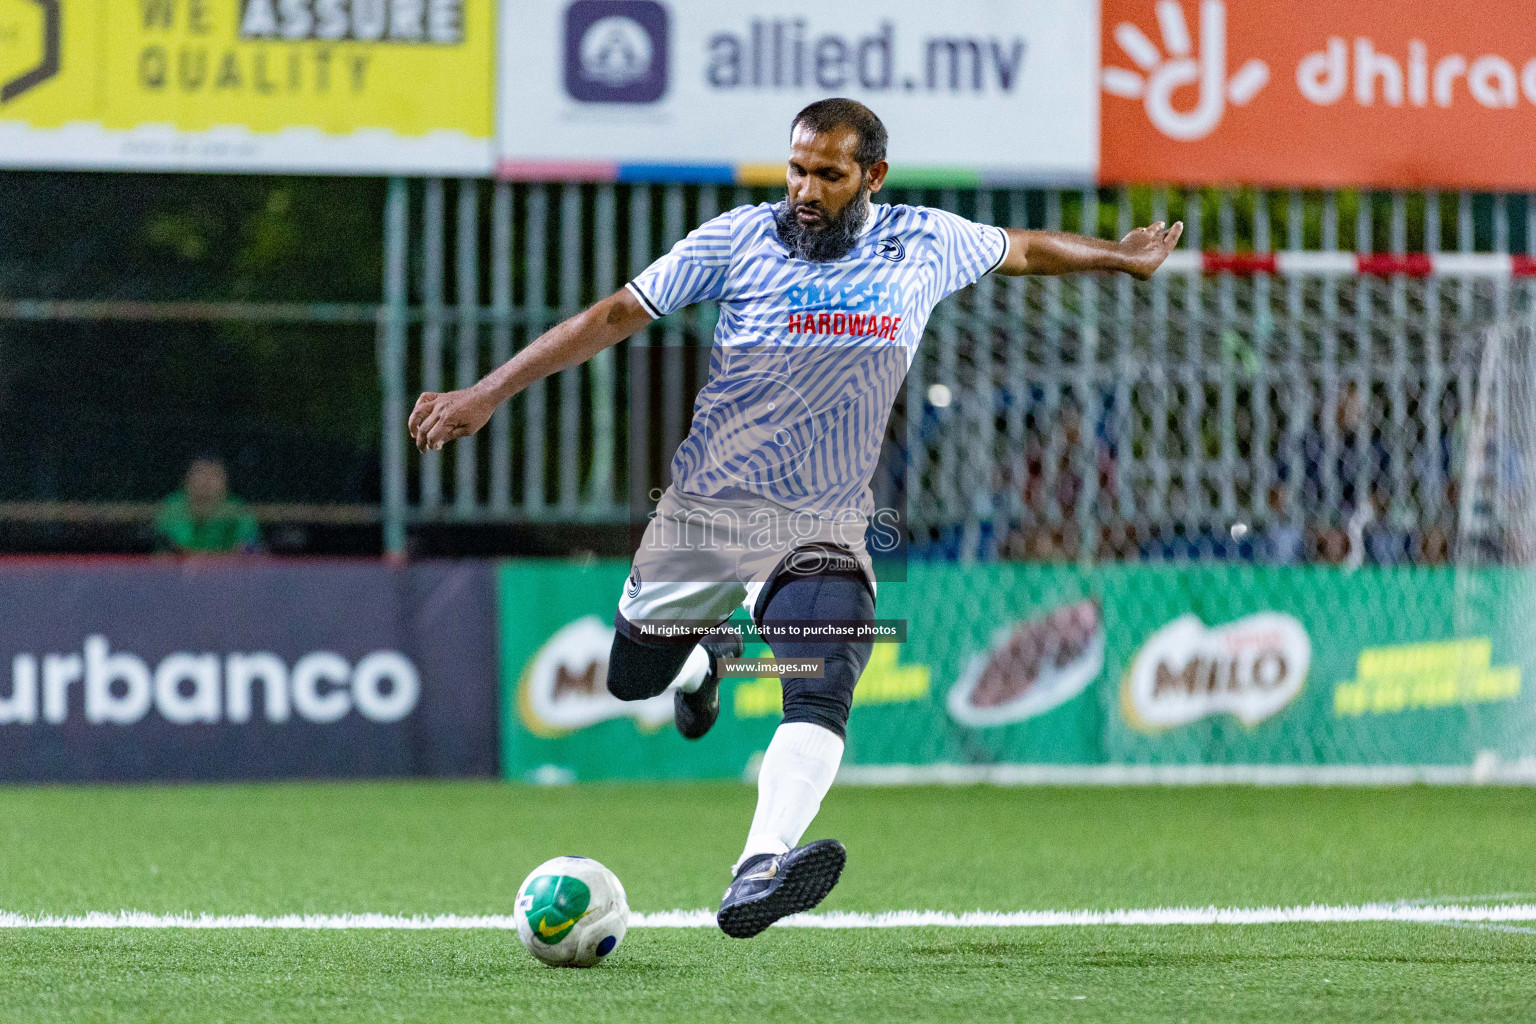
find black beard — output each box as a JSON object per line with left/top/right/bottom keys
{"left": 774, "top": 190, "right": 870, "bottom": 263}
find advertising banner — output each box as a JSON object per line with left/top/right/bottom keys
{"left": 499, "top": 559, "right": 1536, "bottom": 781}
{"left": 497, "top": 0, "right": 1099, "bottom": 185}
{"left": 0, "top": 560, "right": 499, "bottom": 781}
{"left": 2, "top": 1, "right": 1528, "bottom": 189}
{"left": 0, "top": 0, "right": 496, "bottom": 174}
{"left": 1100, "top": 0, "right": 1536, "bottom": 189}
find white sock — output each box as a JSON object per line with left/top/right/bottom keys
{"left": 733, "top": 722, "right": 845, "bottom": 874}
{"left": 671, "top": 645, "right": 710, "bottom": 694}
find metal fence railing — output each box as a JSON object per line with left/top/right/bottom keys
{"left": 377, "top": 181, "right": 1536, "bottom": 562}
{"left": 5, "top": 181, "right": 1536, "bottom": 562}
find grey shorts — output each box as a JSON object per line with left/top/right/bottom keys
{"left": 615, "top": 486, "right": 876, "bottom": 643}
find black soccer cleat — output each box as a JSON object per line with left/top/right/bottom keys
{"left": 674, "top": 634, "right": 742, "bottom": 740}
{"left": 716, "top": 839, "right": 847, "bottom": 939}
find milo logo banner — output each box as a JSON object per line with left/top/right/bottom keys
{"left": 0, "top": 561, "right": 499, "bottom": 781}
{"left": 1120, "top": 612, "right": 1311, "bottom": 731}
{"left": 499, "top": 560, "right": 1536, "bottom": 781}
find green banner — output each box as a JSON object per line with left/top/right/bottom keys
{"left": 499, "top": 560, "right": 1536, "bottom": 781}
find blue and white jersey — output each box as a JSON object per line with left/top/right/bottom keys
{"left": 627, "top": 201, "right": 1008, "bottom": 517}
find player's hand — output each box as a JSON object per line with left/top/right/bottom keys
{"left": 1118, "top": 220, "right": 1183, "bottom": 281}
{"left": 408, "top": 387, "right": 497, "bottom": 453}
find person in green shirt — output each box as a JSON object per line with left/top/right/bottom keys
{"left": 155, "top": 457, "right": 261, "bottom": 555}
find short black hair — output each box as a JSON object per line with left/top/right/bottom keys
{"left": 790, "top": 98, "right": 887, "bottom": 170}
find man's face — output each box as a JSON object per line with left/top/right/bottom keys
{"left": 777, "top": 125, "right": 888, "bottom": 262}
{"left": 785, "top": 125, "right": 885, "bottom": 228}
{"left": 186, "top": 459, "right": 228, "bottom": 514}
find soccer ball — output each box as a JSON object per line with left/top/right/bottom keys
{"left": 515, "top": 856, "right": 629, "bottom": 967}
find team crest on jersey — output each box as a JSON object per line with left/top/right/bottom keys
{"left": 875, "top": 236, "right": 905, "bottom": 262}
{"left": 626, "top": 568, "right": 642, "bottom": 598}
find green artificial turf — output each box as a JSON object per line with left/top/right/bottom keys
{"left": 1, "top": 782, "right": 1534, "bottom": 1022}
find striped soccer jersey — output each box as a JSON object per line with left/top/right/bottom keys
{"left": 627, "top": 201, "right": 1008, "bottom": 519}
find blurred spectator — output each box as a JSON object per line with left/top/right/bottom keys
{"left": 1415, "top": 526, "right": 1452, "bottom": 565}
{"left": 1312, "top": 525, "right": 1351, "bottom": 564}
{"left": 155, "top": 458, "right": 261, "bottom": 555}
{"left": 1002, "top": 523, "right": 1081, "bottom": 563}
{"left": 1363, "top": 487, "right": 1412, "bottom": 566}
{"left": 1301, "top": 382, "right": 1390, "bottom": 521}
{"left": 1262, "top": 486, "right": 1305, "bottom": 565}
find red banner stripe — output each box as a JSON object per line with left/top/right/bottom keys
{"left": 1171, "top": 252, "right": 1528, "bottom": 277}
{"left": 1200, "top": 252, "right": 1279, "bottom": 276}
{"left": 1355, "top": 254, "right": 1435, "bottom": 277}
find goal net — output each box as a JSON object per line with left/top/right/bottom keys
{"left": 845, "top": 271, "right": 1536, "bottom": 780}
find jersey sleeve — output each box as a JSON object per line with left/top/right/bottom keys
{"left": 627, "top": 209, "right": 736, "bottom": 318}
{"left": 926, "top": 208, "right": 1010, "bottom": 299}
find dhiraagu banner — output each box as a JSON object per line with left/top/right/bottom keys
{"left": 0, "top": 0, "right": 495, "bottom": 173}
{"left": 498, "top": 559, "right": 1536, "bottom": 782}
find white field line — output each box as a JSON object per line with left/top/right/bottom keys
{"left": 2, "top": 904, "right": 1536, "bottom": 931}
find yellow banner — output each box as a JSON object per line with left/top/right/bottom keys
{"left": 1333, "top": 638, "right": 1522, "bottom": 718}
{"left": 0, "top": 0, "right": 495, "bottom": 173}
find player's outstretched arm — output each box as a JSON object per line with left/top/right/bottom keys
{"left": 996, "top": 221, "right": 1183, "bottom": 280}
{"left": 408, "top": 287, "right": 652, "bottom": 452}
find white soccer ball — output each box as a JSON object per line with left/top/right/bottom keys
{"left": 514, "top": 856, "right": 630, "bottom": 968}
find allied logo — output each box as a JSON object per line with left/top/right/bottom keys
{"left": 1121, "top": 612, "right": 1310, "bottom": 731}
{"left": 1101, "top": 0, "right": 1269, "bottom": 141}
{"left": 2, "top": 0, "right": 61, "bottom": 104}
{"left": 875, "top": 236, "right": 905, "bottom": 262}
{"left": 563, "top": 0, "right": 668, "bottom": 104}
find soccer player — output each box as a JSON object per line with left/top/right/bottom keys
{"left": 409, "top": 98, "right": 1180, "bottom": 937}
